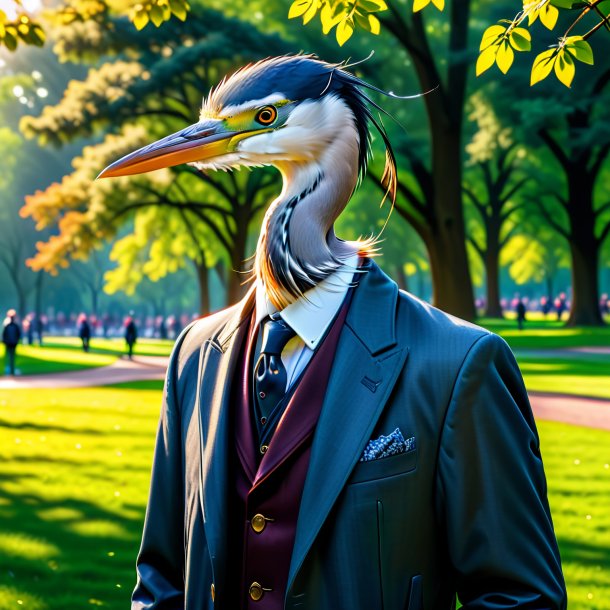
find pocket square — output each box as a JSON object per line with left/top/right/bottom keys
{"left": 359, "top": 428, "right": 416, "bottom": 462}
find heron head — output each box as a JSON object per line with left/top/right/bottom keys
{"left": 98, "top": 55, "right": 396, "bottom": 196}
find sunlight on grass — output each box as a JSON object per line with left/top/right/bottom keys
{"left": 0, "top": 384, "right": 608, "bottom": 609}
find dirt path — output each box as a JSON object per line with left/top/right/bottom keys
{"left": 529, "top": 392, "right": 610, "bottom": 432}
{"left": 0, "top": 356, "right": 169, "bottom": 389}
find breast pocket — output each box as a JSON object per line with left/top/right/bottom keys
{"left": 348, "top": 447, "right": 417, "bottom": 484}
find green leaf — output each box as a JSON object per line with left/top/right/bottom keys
{"left": 3, "top": 30, "right": 17, "bottom": 51}
{"left": 336, "top": 16, "right": 354, "bottom": 45}
{"left": 412, "top": 0, "right": 431, "bottom": 12}
{"left": 170, "top": 0, "right": 188, "bottom": 21}
{"left": 133, "top": 9, "right": 149, "bottom": 30}
{"left": 358, "top": 0, "right": 388, "bottom": 11}
{"left": 496, "top": 41, "right": 515, "bottom": 73}
{"left": 554, "top": 50, "right": 575, "bottom": 87}
{"left": 288, "top": 0, "right": 312, "bottom": 19}
{"left": 149, "top": 4, "right": 165, "bottom": 26}
{"left": 509, "top": 27, "right": 531, "bottom": 51}
{"left": 476, "top": 46, "right": 497, "bottom": 76}
{"left": 540, "top": 3, "right": 559, "bottom": 30}
{"left": 566, "top": 36, "right": 594, "bottom": 65}
{"left": 550, "top": 0, "right": 576, "bottom": 7}
{"left": 480, "top": 25, "right": 506, "bottom": 51}
{"left": 530, "top": 48, "right": 556, "bottom": 85}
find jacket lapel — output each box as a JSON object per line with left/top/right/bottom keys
{"left": 197, "top": 288, "right": 255, "bottom": 593}
{"left": 287, "top": 262, "right": 410, "bottom": 593}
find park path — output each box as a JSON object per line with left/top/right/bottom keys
{"left": 0, "top": 356, "right": 609, "bottom": 431}
{"left": 0, "top": 355, "right": 169, "bottom": 390}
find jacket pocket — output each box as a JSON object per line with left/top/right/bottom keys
{"left": 349, "top": 447, "right": 417, "bottom": 484}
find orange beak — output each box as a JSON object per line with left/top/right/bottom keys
{"left": 97, "top": 119, "right": 240, "bottom": 179}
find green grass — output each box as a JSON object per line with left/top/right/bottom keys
{"left": 0, "top": 338, "right": 172, "bottom": 377}
{"left": 0, "top": 383, "right": 608, "bottom": 609}
{"left": 518, "top": 353, "right": 610, "bottom": 400}
{"left": 480, "top": 316, "right": 610, "bottom": 350}
{"left": 0, "top": 344, "right": 116, "bottom": 376}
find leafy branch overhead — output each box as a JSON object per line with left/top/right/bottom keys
{"left": 477, "top": 0, "right": 600, "bottom": 87}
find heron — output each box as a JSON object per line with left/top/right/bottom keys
{"left": 99, "top": 55, "right": 399, "bottom": 309}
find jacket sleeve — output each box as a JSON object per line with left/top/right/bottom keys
{"left": 436, "top": 333, "right": 567, "bottom": 609}
{"left": 132, "top": 327, "right": 192, "bottom": 610}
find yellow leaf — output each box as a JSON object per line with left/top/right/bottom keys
{"left": 336, "top": 16, "right": 354, "bottom": 46}
{"left": 566, "top": 36, "right": 594, "bottom": 65}
{"left": 412, "top": 0, "right": 431, "bottom": 12}
{"left": 431, "top": 0, "right": 445, "bottom": 10}
{"left": 530, "top": 48, "right": 556, "bottom": 85}
{"left": 476, "top": 46, "right": 497, "bottom": 76}
{"left": 302, "top": 0, "right": 319, "bottom": 24}
{"left": 288, "top": 0, "right": 312, "bottom": 19}
{"left": 539, "top": 3, "right": 558, "bottom": 30}
{"left": 480, "top": 24, "right": 506, "bottom": 51}
{"left": 368, "top": 13, "right": 380, "bottom": 34}
{"left": 321, "top": 2, "right": 342, "bottom": 33}
{"left": 133, "top": 10, "right": 149, "bottom": 30}
{"left": 496, "top": 41, "right": 514, "bottom": 74}
{"left": 554, "top": 50, "right": 575, "bottom": 87}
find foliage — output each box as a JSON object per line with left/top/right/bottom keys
{"left": 0, "top": 3, "right": 45, "bottom": 51}
{"left": 477, "top": 0, "right": 604, "bottom": 88}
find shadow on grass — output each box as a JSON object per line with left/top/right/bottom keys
{"left": 0, "top": 418, "right": 104, "bottom": 436}
{"left": 0, "top": 476, "right": 144, "bottom": 610}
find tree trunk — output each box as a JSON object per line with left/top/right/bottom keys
{"left": 545, "top": 275, "right": 554, "bottom": 302}
{"left": 565, "top": 170, "right": 604, "bottom": 326}
{"left": 196, "top": 262, "right": 210, "bottom": 315}
{"left": 567, "top": 241, "right": 602, "bottom": 326}
{"left": 484, "top": 242, "right": 503, "bottom": 318}
{"left": 34, "top": 272, "right": 44, "bottom": 317}
{"left": 90, "top": 287, "right": 99, "bottom": 316}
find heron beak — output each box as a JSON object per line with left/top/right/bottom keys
{"left": 97, "top": 120, "right": 246, "bottom": 179}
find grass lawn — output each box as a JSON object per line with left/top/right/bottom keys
{"left": 518, "top": 353, "right": 610, "bottom": 400}
{"left": 480, "top": 315, "right": 610, "bottom": 350}
{"left": 0, "top": 384, "right": 609, "bottom": 609}
{"left": 0, "top": 338, "right": 173, "bottom": 377}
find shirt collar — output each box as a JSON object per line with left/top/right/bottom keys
{"left": 255, "top": 253, "right": 360, "bottom": 350}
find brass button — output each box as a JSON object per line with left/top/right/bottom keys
{"left": 251, "top": 513, "right": 268, "bottom": 533}
{"left": 249, "top": 582, "right": 264, "bottom": 601}
{"left": 260, "top": 445, "right": 268, "bottom": 455}
{"left": 210, "top": 583, "right": 215, "bottom": 602}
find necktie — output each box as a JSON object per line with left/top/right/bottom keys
{"left": 254, "top": 316, "right": 296, "bottom": 428}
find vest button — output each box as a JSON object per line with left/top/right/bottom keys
{"left": 260, "top": 444, "right": 269, "bottom": 455}
{"left": 249, "top": 582, "right": 264, "bottom": 601}
{"left": 210, "top": 583, "right": 215, "bottom": 602}
{"left": 251, "top": 513, "right": 268, "bottom": 533}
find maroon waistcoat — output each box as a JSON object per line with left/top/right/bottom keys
{"left": 230, "top": 299, "right": 349, "bottom": 610}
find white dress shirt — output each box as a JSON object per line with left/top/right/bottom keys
{"left": 254, "top": 253, "right": 360, "bottom": 390}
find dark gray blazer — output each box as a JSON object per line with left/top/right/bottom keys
{"left": 132, "top": 261, "right": 567, "bottom": 610}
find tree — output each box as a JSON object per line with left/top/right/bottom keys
{"left": 463, "top": 94, "right": 529, "bottom": 317}
{"left": 517, "top": 64, "right": 610, "bottom": 325}
{"left": 20, "top": 7, "right": 288, "bottom": 309}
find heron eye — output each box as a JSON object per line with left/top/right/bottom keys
{"left": 255, "top": 106, "right": 277, "bottom": 126}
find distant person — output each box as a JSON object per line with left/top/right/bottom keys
{"left": 78, "top": 314, "right": 92, "bottom": 352}
{"left": 515, "top": 298, "right": 527, "bottom": 331}
{"left": 600, "top": 294, "right": 609, "bottom": 316}
{"left": 24, "top": 316, "right": 34, "bottom": 345}
{"left": 102, "top": 313, "right": 110, "bottom": 339}
{"left": 34, "top": 315, "right": 44, "bottom": 345}
{"left": 157, "top": 316, "right": 167, "bottom": 340}
{"left": 540, "top": 296, "right": 552, "bottom": 317}
{"left": 2, "top": 309, "right": 21, "bottom": 376}
{"left": 554, "top": 293, "right": 567, "bottom": 321}
{"left": 125, "top": 313, "right": 138, "bottom": 360}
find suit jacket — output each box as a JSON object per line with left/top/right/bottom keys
{"left": 132, "top": 261, "right": 567, "bottom": 610}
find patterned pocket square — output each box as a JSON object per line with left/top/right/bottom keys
{"left": 359, "top": 428, "right": 416, "bottom": 462}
